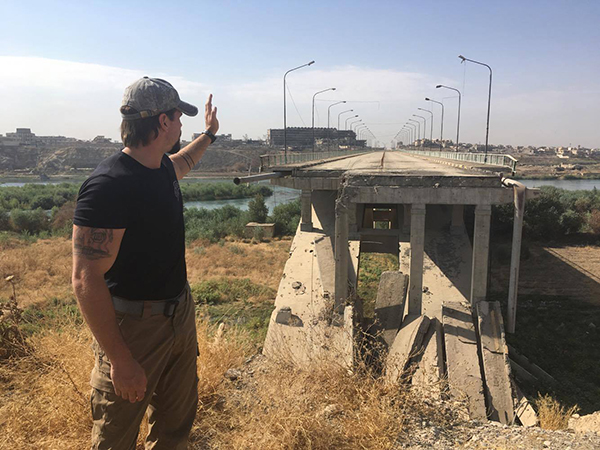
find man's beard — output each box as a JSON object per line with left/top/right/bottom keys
{"left": 168, "top": 139, "right": 181, "bottom": 154}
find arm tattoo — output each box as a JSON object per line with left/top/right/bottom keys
{"left": 181, "top": 152, "right": 195, "bottom": 171}
{"left": 74, "top": 228, "right": 114, "bottom": 260}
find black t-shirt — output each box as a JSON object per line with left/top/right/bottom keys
{"left": 73, "top": 151, "right": 186, "bottom": 300}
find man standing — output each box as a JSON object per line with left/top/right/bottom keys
{"left": 72, "top": 77, "right": 218, "bottom": 449}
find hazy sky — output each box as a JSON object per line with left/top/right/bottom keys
{"left": 1, "top": 0, "right": 599, "bottom": 148}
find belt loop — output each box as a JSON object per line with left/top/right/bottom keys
{"left": 142, "top": 301, "right": 152, "bottom": 319}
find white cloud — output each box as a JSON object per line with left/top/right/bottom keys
{"left": 1, "top": 57, "right": 598, "bottom": 148}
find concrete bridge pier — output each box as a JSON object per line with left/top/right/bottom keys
{"left": 408, "top": 204, "right": 426, "bottom": 315}
{"left": 334, "top": 194, "right": 350, "bottom": 314}
{"left": 470, "top": 204, "right": 492, "bottom": 305}
{"left": 300, "top": 189, "right": 313, "bottom": 231}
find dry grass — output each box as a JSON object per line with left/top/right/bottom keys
{"left": 0, "top": 237, "right": 73, "bottom": 306}
{"left": 0, "top": 303, "right": 450, "bottom": 449}
{"left": 0, "top": 237, "right": 291, "bottom": 308}
{"left": 536, "top": 394, "right": 579, "bottom": 430}
{"left": 186, "top": 239, "right": 291, "bottom": 291}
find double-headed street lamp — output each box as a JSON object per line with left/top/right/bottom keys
{"left": 425, "top": 97, "right": 444, "bottom": 150}
{"left": 312, "top": 87, "right": 336, "bottom": 152}
{"left": 284, "top": 60, "right": 314, "bottom": 162}
{"left": 459, "top": 55, "right": 492, "bottom": 160}
{"left": 417, "top": 108, "right": 434, "bottom": 144}
{"left": 436, "top": 84, "right": 462, "bottom": 150}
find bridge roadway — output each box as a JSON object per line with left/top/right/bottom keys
{"left": 270, "top": 150, "right": 504, "bottom": 180}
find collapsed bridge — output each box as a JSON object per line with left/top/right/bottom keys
{"left": 245, "top": 149, "right": 538, "bottom": 425}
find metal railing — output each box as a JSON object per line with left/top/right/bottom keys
{"left": 398, "top": 149, "right": 518, "bottom": 174}
{"left": 260, "top": 149, "right": 377, "bottom": 170}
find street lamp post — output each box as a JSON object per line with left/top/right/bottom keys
{"left": 408, "top": 119, "right": 420, "bottom": 142}
{"left": 425, "top": 97, "right": 444, "bottom": 151}
{"left": 312, "top": 87, "right": 336, "bottom": 152}
{"left": 338, "top": 109, "right": 353, "bottom": 130}
{"left": 284, "top": 60, "right": 314, "bottom": 163}
{"left": 327, "top": 101, "right": 346, "bottom": 151}
{"left": 459, "top": 55, "right": 492, "bottom": 160}
{"left": 406, "top": 122, "right": 416, "bottom": 146}
{"left": 345, "top": 114, "right": 359, "bottom": 130}
{"left": 436, "top": 85, "right": 462, "bottom": 150}
{"left": 418, "top": 108, "right": 434, "bottom": 146}
{"left": 413, "top": 114, "right": 427, "bottom": 148}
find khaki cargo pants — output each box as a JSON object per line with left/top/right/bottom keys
{"left": 90, "top": 286, "right": 198, "bottom": 450}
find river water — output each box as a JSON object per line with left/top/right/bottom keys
{"left": 0, "top": 177, "right": 301, "bottom": 213}
{"left": 1, "top": 178, "right": 599, "bottom": 212}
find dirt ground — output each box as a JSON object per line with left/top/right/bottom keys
{"left": 491, "top": 243, "right": 600, "bottom": 305}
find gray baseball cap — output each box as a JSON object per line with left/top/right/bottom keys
{"left": 120, "top": 76, "right": 198, "bottom": 120}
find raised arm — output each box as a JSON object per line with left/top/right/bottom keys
{"left": 170, "top": 94, "right": 219, "bottom": 180}
{"left": 72, "top": 225, "right": 146, "bottom": 403}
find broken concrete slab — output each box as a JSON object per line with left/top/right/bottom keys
{"left": 411, "top": 317, "right": 445, "bottom": 397}
{"left": 443, "top": 301, "right": 487, "bottom": 421}
{"left": 385, "top": 314, "right": 430, "bottom": 384}
{"left": 515, "top": 385, "right": 538, "bottom": 427}
{"left": 374, "top": 271, "right": 409, "bottom": 348}
{"left": 477, "top": 301, "right": 515, "bottom": 424}
{"left": 508, "top": 344, "right": 557, "bottom": 388}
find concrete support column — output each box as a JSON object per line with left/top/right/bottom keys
{"left": 408, "top": 203, "right": 426, "bottom": 315}
{"left": 470, "top": 204, "right": 492, "bottom": 305}
{"left": 507, "top": 185, "right": 526, "bottom": 333}
{"left": 300, "top": 189, "right": 313, "bottom": 232}
{"left": 402, "top": 204, "right": 411, "bottom": 234}
{"left": 451, "top": 204, "right": 465, "bottom": 234}
{"left": 334, "top": 197, "right": 349, "bottom": 313}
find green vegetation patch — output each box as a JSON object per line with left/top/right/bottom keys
{"left": 493, "top": 186, "right": 600, "bottom": 240}
{"left": 180, "top": 182, "right": 272, "bottom": 202}
{"left": 357, "top": 253, "right": 400, "bottom": 318}
{"left": 20, "top": 297, "right": 83, "bottom": 336}
{"left": 192, "top": 278, "right": 276, "bottom": 344}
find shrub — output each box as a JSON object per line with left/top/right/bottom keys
{"left": 271, "top": 199, "right": 301, "bottom": 236}
{"left": 10, "top": 209, "right": 50, "bottom": 234}
{"left": 590, "top": 210, "right": 600, "bottom": 235}
{"left": 248, "top": 194, "right": 268, "bottom": 223}
{"left": 184, "top": 205, "right": 248, "bottom": 243}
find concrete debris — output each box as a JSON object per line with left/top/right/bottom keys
{"left": 508, "top": 345, "right": 557, "bottom": 387}
{"left": 385, "top": 314, "right": 431, "bottom": 384}
{"left": 569, "top": 411, "right": 600, "bottom": 435}
{"left": 292, "top": 281, "right": 303, "bottom": 290}
{"left": 411, "top": 318, "right": 445, "bottom": 397}
{"left": 476, "top": 301, "right": 515, "bottom": 424}
{"left": 224, "top": 368, "right": 242, "bottom": 381}
{"left": 374, "top": 271, "right": 409, "bottom": 348}
{"left": 443, "top": 302, "right": 487, "bottom": 421}
{"left": 514, "top": 385, "right": 538, "bottom": 427}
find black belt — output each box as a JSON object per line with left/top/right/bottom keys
{"left": 112, "top": 283, "right": 189, "bottom": 318}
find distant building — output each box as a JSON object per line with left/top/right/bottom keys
{"left": 6, "top": 128, "right": 36, "bottom": 145}
{"left": 267, "top": 127, "right": 357, "bottom": 149}
{"left": 191, "top": 133, "right": 233, "bottom": 141}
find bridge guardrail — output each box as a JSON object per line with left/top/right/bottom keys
{"left": 260, "top": 149, "right": 378, "bottom": 170}
{"left": 398, "top": 149, "right": 518, "bottom": 174}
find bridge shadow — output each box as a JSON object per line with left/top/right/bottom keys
{"left": 490, "top": 238, "right": 600, "bottom": 414}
